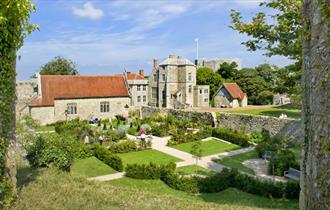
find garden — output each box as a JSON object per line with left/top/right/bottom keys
{"left": 16, "top": 114, "right": 301, "bottom": 209}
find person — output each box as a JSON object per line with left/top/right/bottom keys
{"left": 84, "top": 135, "right": 90, "bottom": 144}
{"left": 138, "top": 129, "right": 146, "bottom": 148}
{"left": 99, "top": 135, "right": 104, "bottom": 145}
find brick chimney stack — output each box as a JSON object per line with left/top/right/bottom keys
{"left": 152, "top": 58, "right": 158, "bottom": 68}
{"left": 139, "top": 69, "right": 144, "bottom": 77}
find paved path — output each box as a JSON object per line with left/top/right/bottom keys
{"left": 90, "top": 136, "right": 254, "bottom": 181}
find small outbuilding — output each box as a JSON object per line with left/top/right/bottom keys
{"left": 214, "top": 83, "right": 247, "bottom": 108}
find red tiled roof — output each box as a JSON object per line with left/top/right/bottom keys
{"left": 126, "top": 72, "right": 144, "bottom": 80}
{"left": 30, "top": 75, "right": 129, "bottom": 107}
{"left": 223, "top": 83, "right": 246, "bottom": 100}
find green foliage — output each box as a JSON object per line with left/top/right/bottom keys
{"left": 0, "top": 0, "right": 37, "bottom": 207}
{"left": 39, "top": 56, "right": 78, "bottom": 75}
{"left": 217, "top": 61, "right": 239, "bottom": 80}
{"left": 196, "top": 67, "right": 224, "bottom": 99}
{"left": 161, "top": 171, "right": 200, "bottom": 193}
{"left": 269, "top": 149, "right": 298, "bottom": 176}
{"left": 54, "top": 119, "right": 94, "bottom": 141}
{"left": 94, "top": 146, "right": 123, "bottom": 172}
{"left": 211, "top": 128, "right": 250, "bottom": 147}
{"left": 191, "top": 141, "right": 202, "bottom": 164}
{"left": 108, "top": 140, "right": 137, "bottom": 153}
{"left": 256, "top": 90, "right": 274, "bottom": 105}
{"left": 103, "top": 130, "right": 126, "bottom": 142}
{"left": 231, "top": 0, "right": 302, "bottom": 103}
{"left": 26, "top": 133, "right": 77, "bottom": 171}
{"left": 125, "top": 162, "right": 176, "bottom": 179}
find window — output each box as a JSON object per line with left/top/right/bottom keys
{"left": 137, "top": 96, "right": 141, "bottom": 102}
{"left": 153, "top": 74, "right": 157, "bottom": 82}
{"left": 137, "top": 85, "right": 141, "bottom": 91}
{"left": 204, "top": 89, "right": 208, "bottom": 94}
{"left": 200, "top": 89, "right": 202, "bottom": 94}
{"left": 188, "top": 85, "right": 192, "bottom": 93}
{"left": 188, "top": 73, "right": 192, "bottom": 81}
{"left": 152, "top": 87, "right": 157, "bottom": 98}
{"left": 204, "top": 98, "right": 209, "bottom": 102}
{"left": 33, "top": 85, "right": 38, "bottom": 94}
{"left": 67, "top": 103, "right": 77, "bottom": 114}
{"left": 100, "top": 102, "right": 109, "bottom": 112}
{"left": 143, "top": 85, "right": 146, "bottom": 91}
{"left": 162, "top": 74, "right": 166, "bottom": 81}
{"left": 143, "top": 95, "right": 146, "bottom": 102}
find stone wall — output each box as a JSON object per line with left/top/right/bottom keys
{"left": 141, "top": 106, "right": 214, "bottom": 126}
{"left": 141, "top": 106, "right": 302, "bottom": 139}
{"left": 217, "top": 112, "right": 302, "bottom": 139}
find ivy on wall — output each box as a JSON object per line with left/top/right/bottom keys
{"left": 0, "top": 0, "right": 37, "bottom": 208}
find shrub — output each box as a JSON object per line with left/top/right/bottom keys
{"left": 74, "top": 144, "right": 96, "bottom": 159}
{"left": 117, "top": 125, "right": 130, "bottom": 135}
{"left": 115, "top": 115, "right": 126, "bottom": 121}
{"left": 125, "top": 162, "right": 176, "bottom": 179}
{"left": 108, "top": 140, "right": 137, "bottom": 153}
{"left": 161, "top": 171, "right": 199, "bottom": 193}
{"left": 212, "top": 128, "right": 250, "bottom": 147}
{"left": 54, "top": 119, "right": 93, "bottom": 141}
{"left": 198, "top": 168, "right": 234, "bottom": 193}
{"left": 94, "top": 146, "right": 123, "bottom": 171}
{"left": 150, "top": 124, "right": 168, "bottom": 137}
{"left": 26, "top": 133, "right": 76, "bottom": 171}
{"left": 256, "top": 90, "right": 274, "bottom": 105}
{"left": 103, "top": 130, "right": 126, "bottom": 142}
{"left": 269, "top": 148, "right": 297, "bottom": 176}
{"left": 141, "top": 123, "right": 152, "bottom": 132}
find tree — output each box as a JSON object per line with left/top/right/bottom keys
{"left": 231, "top": 0, "right": 303, "bottom": 102}
{"left": 300, "top": 0, "right": 329, "bottom": 209}
{"left": 217, "top": 61, "right": 239, "bottom": 80}
{"left": 234, "top": 68, "right": 269, "bottom": 104}
{"left": 39, "top": 56, "right": 78, "bottom": 75}
{"left": 191, "top": 141, "right": 202, "bottom": 167}
{"left": 0, "top": 0, "right": 37, "bottom": 208}
{"left": 196, "top": 67, "right": 224, "bottom": 100}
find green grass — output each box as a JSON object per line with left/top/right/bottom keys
{"left": 70, "top": 157, "right": 116, "bottom": 177}
{"left": 226, "top": 106, "right": 301, "bottom": 119}
{"left": 170, "top": 139, "right": 241, "bottom": 157}
{"left": 176, "top": 165, "right": 213, "bottom": 176}
{"left": 15, "top": 167, "right": 298, "bottom": 209}
{"left": 35, "top": 125, "right": 55, "bottom": 132}
{"left": 291, "top": 146, "right": 302, "bottom": 162}
{"left": 108, "top": 177, "right": 298, "bottom": 210}
{"left": 213, "top": 150, "right": 258, "bottom": 175}
{"left": 117, "top": 149, "right": 182, "bottom": 166}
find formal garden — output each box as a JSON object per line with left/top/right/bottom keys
{"left": 15, "top": 114, "right": 302, "bottom": 209}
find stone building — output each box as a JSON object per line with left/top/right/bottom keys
{"left": 214, "top": 83, "right": 247, "bottom": 108}
{"left": 273, "top": 93, "right": 290, "bottom": 105}
{"left": 148, "top": 55, "right": 209, "bottom": 108}
{"left": 123, "top": 70, "right": 149, "bottom": 107}
{"left": 16, "top": 78, "right": 38, "bottom": 116}
{"left": 28, "top": 75, "right": 130, "bottom": 125}
{"left": 196, "top": 58, "right": 241, "bottom": 71}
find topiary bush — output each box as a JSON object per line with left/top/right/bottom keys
{"left": 211, "top": 128, "right": 250, "bottom": 147}
{"left": 269, "top": 148, "right": 298, "bottom": 176}
{"left": 94, "top": 146, "right": 123, "bottom": 172}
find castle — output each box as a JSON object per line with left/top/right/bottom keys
{"left": 16, "top": 55, "right": 209, "bottom": 124}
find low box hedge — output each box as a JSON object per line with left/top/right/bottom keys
{"left": 211, "top": 128, "right": 250, "bottom": 147}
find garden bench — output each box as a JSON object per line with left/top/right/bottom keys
{"left": 284, "top": 167, "right": 300, "bottom": 181}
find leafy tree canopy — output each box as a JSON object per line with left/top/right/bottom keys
{"left": 196, "top": 67, "right": 224, "bottom": 99}
{"left": 231, "top": 0, "right": 302, "bottom": 60}
{"left": 217, "top": 61, "right": 239, "bottom": 80}
{"left": 39, "top": 56, "right": 78, "bottom": 75}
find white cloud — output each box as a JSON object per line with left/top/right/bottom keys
{"left": 234, "top": 0, "right": 264, "bottom": 8}
{"left": 73, "top": 2, "right": 104, "bottom": 20}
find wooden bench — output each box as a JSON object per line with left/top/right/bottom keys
{"left": 284, "top": 167, "right": 300, "bottom": 181}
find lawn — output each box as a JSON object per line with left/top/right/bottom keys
{"left": 70, "top": 157, "right": 117, "bottom": 177}
{"left": 108, "top": 177, "right": 299, "bottom": 210}
{"left": 170, "top": 139, "right": 241, "bottom": 157}
{"left": 213, "top": 150, "right": 258, "bottom": 175}
{"left": 15, "top": 167, "right": 298, "bottom": 209}
{"left": 226, "top": 105, "right": 301, "bottom": 119}
{"left": 176, "top": 165, "right": 213, "bottom": 176}
{"left": 117, "top": 149, "right": 182, "bottom": 166}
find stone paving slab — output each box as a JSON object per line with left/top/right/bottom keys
{"left": 87, "top": 172, "right": 125, "bottom": 181}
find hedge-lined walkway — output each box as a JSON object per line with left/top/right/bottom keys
{"left": 89, "top": 136, "right": 256, "bottom": 181}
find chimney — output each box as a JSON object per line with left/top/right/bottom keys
{"left": 139, "top": 69, "right": 144, "bottom": 77}
{"left": 152, "top": 58, "right": 158, "bottom": 68}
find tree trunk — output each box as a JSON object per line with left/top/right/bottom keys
{"left": 300, "top": 1, "right": 330, "bottom": 209}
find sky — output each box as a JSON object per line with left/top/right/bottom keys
{"left": 17, "top": 0, "right": 294, "bottom": 80}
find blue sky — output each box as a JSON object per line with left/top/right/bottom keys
{"left": 17, "top": 0, "right": 293, "bottom": 80}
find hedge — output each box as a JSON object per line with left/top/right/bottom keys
{"left": 125, "top": 162, "right": 175, "bottom": 179}
{"left": 211, "top": 128, "right": 250, "bottom": 147}
{"left": 94, "top": 146, "right": 123, "bottom": 172}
